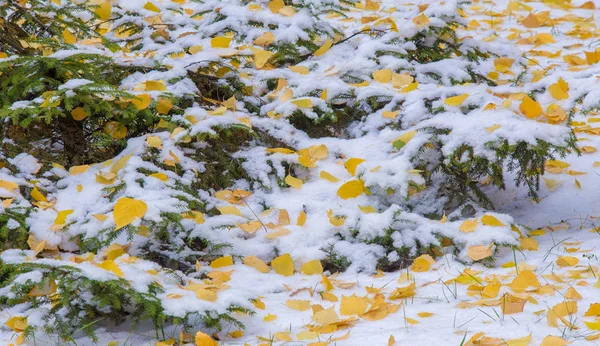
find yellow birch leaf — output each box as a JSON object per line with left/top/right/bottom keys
{"left": 467, "top": 244, "right": 493, "bottom": 261}
{"left": 156, "top": 98, "right": 173, "bottom": 114}
{"left": 556, "top": 256, "right": 579, "bottom": 267}
{"left": 388, "top": 335, "right": 396, "bottom": 346}
{"left": 289, "top": 65, "right": 310, "bottom": 74}
{"left": 285, "top": 175, "right": 303, "bottom": 188}
{"left": 54, "top": 209, "right": 74, "bottom": 225}
{"left": 460, "top": 219, "right": 478, "bottom": 232}
{"left": 286, "top": 299, "right": 311, "bottom": 311}
{"left": 322, "top": 274, "right": 334, "bottom": 291}
{"left": 146, "top": 136, "right": 163, "bottom": 149}
{"left": 520, "top": 237, "right": 538, "bottom": 251}
{"left": 520, "top": 95, "right": 542, "bottom": 119}
{"left": 254, "top": 32, "right": 275, "bottom": 46}
{"left": 584, "top": 303, "right": 600, "bottom": 317}
{"left": 69, "top": 165, "right": 89, "bottom": 175}
{"left": 301, "top": 260, "right": 323, "bottom": 275}
{"left": 264, "top": 313, "right": 277, "bottom": 321}
{"left": 410, "top": 254, "right": 435, "bottom": 272}
{"left": 210, "top": 255, "right": 233, "bottom": 268}
{"left": 266, "top": 148, "right": 295, "bottom": 154}
{"left": 195, "top": 331, "right": 218, "bottom": 346}
{"left": 96, "top": 171, "right": 117, "bottom": 185}
{"left": 5, "top": 316, "right": 27, "bottom": 332}
{"left": 31, "top": 187, "right": 48, "bottom": 202}
{"left": 485, "top": 124, "right": 501, "bottom": 133}
{"left": 444, "top": 94, "right": 469, "bottom": 106}
{"left": 314, "top": 39, "right": 333, "bottom": 57}
{"left": 506, "top": 333, "right": 531, "bottom": 346}
{"left": 216, "top": 206, "right": 241, "bottom": 216}
{"left": 548, "top": 79, "right": 569, "bottom": 100}
{"left": 94, "top": 0, "right": 112, "bottom": 20}
{"left": 320, "top": 171, "right": 339, "bottom": 182}
{"left": 188, "top": 45, "right": 203, "bottom": 54}
{"left": 373, "top": 69, "right": 392, "bottom": 83}
{"left": 510, "top": 270, "right": 540, "bottom": 292}
{"left": 71, "top": 107, "right": 87, "bottom": 121}
{"left": 291, "top": 98, "right": 313, "bottom": 108}
{"left": 340, "top": 294, "right": 369, "bottom": 315}
{"left": 97, "top": 260, "right": 124, "bottom": 277}
{"left": 272, "top": 253, "right": 294, "bottom": 276}
{"left": 0, "top": 180, "right": 18, "bottom": 191}
{"left": 297, "top": 210, "right": 307, "bottom": 226}
{"left": 132, "top": 94, "right": 152, "bottom": 110}
{"left": 243, "top": 255, "right": 270, "bottom": 273}
{"left": 274, "top": 332, "right": 292, "bottom": 342}
{"left": 104, "top": 121, "right": 127, "bottom": 139}
{"left": 412, "top": 13, "right": 429, "bottom": 27}
{"left": 345, "top": 158, "right": 365, "bottom": 176}
{"left": 143, "top": 1, "right": 160, "bottom": 12}
{"left": 268, "top": 0, "right": 284, "bottom": 13}
{"left": 337, "top": 179, "right": 364, "bottom": 199}
{"left": 145, "top": 80, "right": 166, "bottom": 91}
{"left": 541, "top": 336, "right": 568, "bottom": 346}
{"left": 359, "top": 205, "right": 376, "bottom": 213}
{"left": 405, "top": 317, "right": 420, "bottom": 325}
{"left": 327, "top": 209, "right": 345, "bottom": 226}
{"left": 481, "top": 214, "right": 505, "bottom": 226}
{"left": 62, "top": 30, "right": 77, "bottom": 44}
{"left": 383, "top": 110, "right": 399, "bottom": 119}
{"left": 251, "top": 47, "right": 274, "bottom": 68}
{"left": 113, "top": 198, "right": 147, "bottom": 230}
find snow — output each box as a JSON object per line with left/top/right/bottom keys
{"left": 2, "top": 0, "right": 600, "bottom": 345}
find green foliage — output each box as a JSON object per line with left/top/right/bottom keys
{"left": 0, "top": 206, "right": 31, "bottom": 250}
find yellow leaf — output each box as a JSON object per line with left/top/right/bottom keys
{"left": 132, "top": 94, "right": 152, "bottom": 110}
{"left": 285, "top": 175, "right": 303, "bottom": 188}
{"left": 104, "top": 121, "right": 127, "bottom": 139}
{"left": 0, "top": 180, "right": 18, "bottom": 192}
{"left": 291, "top": 98, "right": 313, "bottom": 108}
{"left": 388, "top": 335, "right": 396, "bottom": 346}
{"left": 327, "top": 209, "right": 345, "bottom": 226}
{"left": 97, "top": 260, "right": 124, "bottom": 277}
{"left": 254, "top": 32, "right": 275, "bottom": 46}
{"left": 71, "top": 107, "right": 87, "bottom": 121}
{"left": 565, "top": 286, "right": 582, "bottom": 300}
{"left": 444, "top": 94, "right": 469, "bottom": 106}
{"left": 520, "top": 95, "right": 542, "bottom": 119}
{"left": 297, "top": 210, "right": 307, "bottom": 226}
{"left": 359, "top": 205, "right": 376, "bottom": 213}
{"left": 286, "top": 299, "right": 311, "bottom": 311}
{"left": 195, "top": 331, "right": 218, "bottom": 346}
{"left": 268, "top": 0, "right": 283, "bottom": 13}
{"left": 272, "top": 254, "right": 294, "bottom": 276}
{"left": 5, "top": 316, "right": 27, "bottom": 332}
{"left": 301, "top": 260, "right": 323, "bottom": 275}
{"left": 62, "top": 30, "right": 77, "bottom": 44}
{"left": 211, "top": 35, "right": 232, "bottom": 49}
{"left": 216, "top": 205, "right": 241, "bottom": 216}
{"left": 373, "top": 69, "right": 392, "bottom": 83}
{"left": 344, "top": 158, "right": 365, "bottom": 176}
{"left": 264, "top": 313, "right": 277, "bottom": 321}
{"left": 392, "top": 130, "right": 417, "bottom": 149}
{"left": 156, "top": 98, "right": 173, "bottom": 114}
{"left": 145, "top": 80, "right": 166, "bottom": 91}
{"left": 274, "top": 332, "right": 292, "bottom": 342}
{"left": 556, "top": 256, "right": 579, "bottom": 267}
{"left": 337, "top": 179, "right": 365, "bottom": 199}
{"left": 188, "top": 45, "right": 203, "bottom": 54}
{"left": 340, "top": 294, "right": 369, "bottom": 315}
{"left": 510, "top": 270, "right": 540, "bottom": 292}
{"left": 31, "top": 187, "right": 48, "bottom": 202}
{"left": 104, "top": 243, "right": 127, "bottom": 261}
{"left": 146, "top": 136, "right": 163, "bottom": 149}
{"left": 290, "top": 65, "right": 310, "bottom": 74}
{"left": 417, "top": 312, "right": 435, "bottom": 318}
{"left": 28, "top": 280, "right": 57, "bottom": 297}
{"left": 96, "top": 171, "right": 117, "bottom": 185}
{"left": 520, "top": 237, "right": 538, "bottom": 251}
{"left": 481, "top": 214, "right": 505, "bottom": 226}
{"left": 457, "top": 219, "right": 479, "bottom": 234}
{"left": 506, "top": 333, "right": 531, "bottom": 346}
{"left": 548, "top": 78, "right": 569, "bottom": 100}
{"left": 210, "top": 255, "right": 233, "bottom": 268}
{"left": 266, "top": 147, "right": 295, "bottom": 154}
{"left": 93, "top": 214, "right": 108, "bottom": 221}
{"left": 501, "top": 293, "right": 527, "bottom": 314}
{"left": 383, "top": 110, "right": 399, "bottom": 119}
{"left": 584, "top": 303, "right": 600, "bottom": 317}
{"left": 113, "top": 197, "right": 147, "bottom": 230}
{"left": 586, "top": 321, "right": 600, "bottom": 331}
{"left": 401, "top": 82, "right": 419, "bottom": 93}
{"left": 253, "top": 299, "right": 265, "bottom": 309}
{"left": 322, "top": 274, "right": 334, "bottom": 291}
{"left": 320, "top": 171, "right": 339, "bottom": 182}
{"left": 250, "top": 47, "right": 274, "bottom": 68}
{"left": 243, "top": 255, "right": 270, "bottom": 273}
{"left": 467, "top": 244, "right": 493, "bottom": 261}
{"left": 405, "top": 317, "right": 420, "bottom": 325}
{"left": 485, "top": 124, "right": 501, "bottom": 133}
{"left": 111, "top": 154, "right": 132, "bottom": 174}
{"left": 70, "top": 165, "right": 89, "bottom": 175}
{"left": 410, "top": 254, "right": 435, "bottom": 272}
{"left": 314, "top": 39, "right": 333, "bottom": 57}
{"left": 54, "top": 209, "right": 74, "bottom": 225}
{"left": 541, "top": 336, "right": 568, "bottom": 346}
{"left": 412, "top": 13, "right": 429, "bottom": 27}
{"left": 553, "top": 301, "right": 578, "bottom": 317}
{"left": 94, "top": 0, "right": 112, "bottom": 20}
{"left": 143, "top": 1, "right": 160, "bottom": 12}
